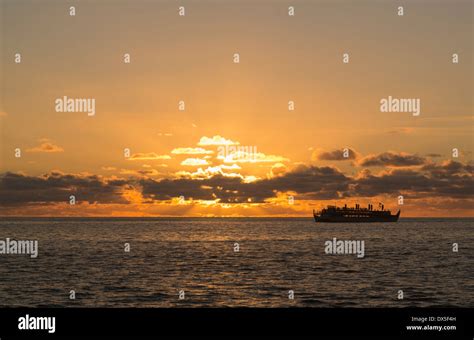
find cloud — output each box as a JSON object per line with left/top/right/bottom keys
{"left": 136, "top": 169, "right": 161, "bottom": 176}
{"left": 128, "top": 153, "right": 171, "bottom": 161}
{"left": 26, "top": 139, "right": 64, "bottom": 153}
{"left": 176, "top": 164, "right": 243, "bottom": 180}
{"left": 0, "top": 111, "right": 7, "bottom": 117}
{"left": 357, "top": 151, "right": 426, "bottom": 167}
{"left": 140, "top": 159, "right": 464, "bottom": 201}
{"left": 218, "top": 151, "right": 289, "bottom": 163}
{"left": 352, "top": 160, "right": 473, "bottom": 198}
{"left": 140, "top": 164, "right": 351, "bottom": 203}
{"left": 421, "top": 160, "right": 473, "bottom": 179}
{"left": 171, "top": 147, "right": 213, "bottom": 155}
{"left": 1, "top": 160, "right": 472, "bottom": 208}
{"left": 180, "top": 158, "right": 209, "bottom": 166}
{"left": 219, "top": 164, "right": 242, "bottom": 170}
{"left": 0, "top": 172, "right": 129, "bottom": 206}
{"left": 198, "top": 135, "right": 239, "bottom": 146}
{"left": 119, "top": 168, "right": 163, "bottom": 177}
{"left": 270, "top": 163, "right": 288, "bottom": 177}
{"left": 313, "top": 148, "right": 357, "bottom": 161}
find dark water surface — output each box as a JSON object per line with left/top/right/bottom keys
{"left": 0, "top": 218, "right": 472, "bottom": 307}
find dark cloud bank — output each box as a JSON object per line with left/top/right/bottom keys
{"left": 1, "top": 158, "right": 472, "bottom": 206}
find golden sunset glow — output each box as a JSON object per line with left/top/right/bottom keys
{"left": 0, "top": 1, "right": 472, "bottom": 217}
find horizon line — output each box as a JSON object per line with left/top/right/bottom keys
{"left": 1, "top": 215, "right": 473, "bottom": 219}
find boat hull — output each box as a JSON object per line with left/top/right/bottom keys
{"left": 313, "top": 210, "right": 400, "bottom": 223}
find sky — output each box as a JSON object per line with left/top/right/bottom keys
{"left": 0, "top": 0, "right": 473, "bottom": 217}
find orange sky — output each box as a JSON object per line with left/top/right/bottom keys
{"left": 0, "top": 0, "right": 473, "bottom": 217}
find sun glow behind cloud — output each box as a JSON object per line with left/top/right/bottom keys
{"left": 1, "top": 132, "right": 472, "bottom": 216}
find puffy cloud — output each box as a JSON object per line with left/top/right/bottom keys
{"left": 270, "top": 163, "right": 288, "bottom": 177}
{"left": 198, "top": 135, "right": 239, "bottom": 146}
{"left": 421, "top": 160, "right": 473, "bottom": 179}
{"left": 218, "top": 150, "right": 289, "bottom": 163}
{"left": 180, "top": 158, "right": 209, "bottom": 166}
{"left": 352, "top": 160, "right": 473, "bottom": 198}
{"left": 0, "top": 172, "right": 129, "bottom": 206}
{"left": 357, "top": 151, "right": 426, "bottom": 167}
{"left": 176, "top": 165, "right": 242, "bottom": 179}
{"left": 313, "top": 148, "right": 357, "bottom": 161}
{"left": 171, "top": 147, "right": 213, "bottom": 155}
{"left": 220, "top": 164, "right": 241, "bottom": 170}
{"left": 26, "top": 139, "right": 64, "bottom": 153}
{"left": 140, "top": 164, "right": 351, "bottom": 203}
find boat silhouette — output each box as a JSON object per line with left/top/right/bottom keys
{"left": 313, "top": 203, "right": 400, "bottom": 223}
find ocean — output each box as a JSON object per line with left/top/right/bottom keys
{"left": 0, "top": 218, "right": 472, "bottom": 308}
